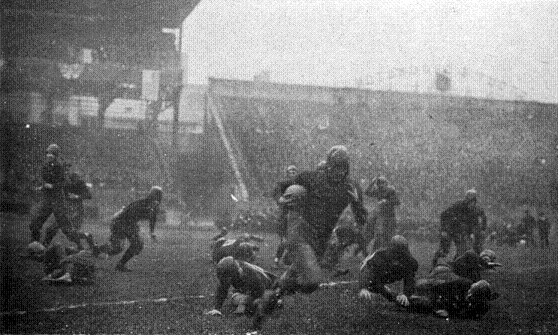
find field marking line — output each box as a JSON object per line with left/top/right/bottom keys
{"left": 0, "top": 294, "right": 210, "bottom": 316}
{"left": 1, "top": 280, "right": 358, "bottom": 316}
{"left": 320, "top": 280, "right": 358, "bottom": 288}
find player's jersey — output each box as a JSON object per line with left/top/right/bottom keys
{"left": 212, "top": 238, "right": 257, "bottom": 263}
{"left": 364, "top": 185, "right": 400, "bottom": 217}
{"left": 447, "top": 250, "right": 490, "bottom": 282}
{"left": 285, "top": 170, "right": 367, "bottom": 258}
{"left": 41, "top": 159, "right": 66, "bottom": 192}
{"left": 65, "top": 179, "right": 91, "bottom": 203}
{"left": 360, "top": 248, "right": 418, "bottom": 297}
{"left": 214, "top": 257, "right": 276, "bottom": 310}
{"left": 440, "top": 201, "right": 479, "bottom": 237}
{"left": 112, "top": 198, "right": 159, "bottom": 231}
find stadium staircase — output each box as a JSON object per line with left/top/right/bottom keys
{"left": 222, "top": 125, "right": 262, "bottom": 199}
{"left": 206, "top": 97, "right": 251, "bottom": 201}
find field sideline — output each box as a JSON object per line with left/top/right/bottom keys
{"left": 2, "top": 212, "right": 558, "bottom": 334}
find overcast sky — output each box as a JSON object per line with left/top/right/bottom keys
{"left": 182, "top": 0, "right": 557, "bottom": 103}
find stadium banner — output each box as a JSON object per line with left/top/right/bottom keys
{"left": 142, "top": 70, "right": 160, "bottom": 101}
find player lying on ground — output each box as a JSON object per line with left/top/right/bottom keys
{"left": 27, "top": 241, "right": 95, "bottom": 284}
{"left": 439, "top": 249, "right": 501, "bottom": 282}
{"left": 96, "top": 186, "right": 163, "bottom": 271}
{"left": 211, "top": 233, "right": 264, "bottom": 263}
{"left": 205, "top": 256, "right": 282, "bottom": 330}
{"left": 408, "top": 265, "right": 500, "bottom": 319}
{"left": 358, "top": 235, "right": 418, "bottom": 307}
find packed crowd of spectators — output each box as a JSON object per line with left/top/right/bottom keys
{"left": 217, "top": 94, "right": 557, "bottom": 223}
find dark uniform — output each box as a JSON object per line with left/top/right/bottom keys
{"left": 29, "top": 144, "right": 80, "bottom": 247}
{"left": 209, "top": 256, "right": 279, "bottom": 330}
{"left": 41, "top": 244, "right": 96, "bottom": 284}
{"left": 520, "top": 210, "right": 536, "bottom": 246}
{"left": 432, "top": 190, "right": 484, "bottom": 267}
{"left": 44, "top": 172, "right": 93, "bottom": 249}
{"left": 276, "top": 146, "right": 367, "bottom": 296}
{"left": 537, "top": 213, "right": 551, "bottom": 248}
{"left": 272, "top": 165, "right": 298, "bottom": 264}
{"left": 446, "top": 249, "right": 500, "bottom": 282}
{"left": 212, "top": 234, "right": 263, "bottom": 263}
{"left": 409, "top": 256, "right": 500, "bottom": 319}
{"left": 470, "top": 205, "right": 488, "bottom": 253}
{"left": 98, "top": 186, "right": 162, "bottom": 271}
{"left": 65, "top": 173, "right": 92, "bottom": 230}
{"left": 359, "top": 236, "right": 418, "bottom": 304}
{"left": 365, "top": 178, "right": 400, "bottom": 251}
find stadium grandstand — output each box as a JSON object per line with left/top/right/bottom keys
{"left": 1, "top": 0, "right": 557, "bottom": 229}
{"left": 1, "top": 0, "right": 202, "bottom": 215}
{"left": 205, "top": 77, "right": 558, "bottom": 226}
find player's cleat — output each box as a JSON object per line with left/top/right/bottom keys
{"left": 115, "top": 263, "right": 132, "bottom": 272}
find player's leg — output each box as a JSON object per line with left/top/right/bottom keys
{"left": 116, "top": 228, "right": 143, "bottom": 271}
{"left": 29, "top": 199, "right": 53, "bottom": 242}
{"left": 276, "top": 241, "right": 324, "bottom": 295}
{"left": 43, "top": 223, "right": 59, "bottom": 247}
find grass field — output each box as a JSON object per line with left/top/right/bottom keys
{"left": 2, "top": 212, "right": 558, "bottom": 334}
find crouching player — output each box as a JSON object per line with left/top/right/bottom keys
{"left": 211, "top": 233, "right": 264, "bottom": 263}
{"left": 27, "top": 241, "right": 95, "bottom": 284}
{"left": 205, "top": 256, "right": 281, "bottom": 330}
{"left": 97, "top": 186, "right": 163, "bottom": 271}
{"left": 358, "top": 235, "right": 418, "bottom": 307}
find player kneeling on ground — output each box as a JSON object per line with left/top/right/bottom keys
{"left": 96, "top": 186, "right": 163, "bottom": 272}
{"left": 358, "top": 235, "right": 418, "bottom": 307}
{"left": 205, "top": 256, "right": 281, "bottom": 330}
{"left": 211, "top": 233, "right": 264, "bottom": 263}
{"left": 27, "top": 241, "right": 95, "bottom": 284}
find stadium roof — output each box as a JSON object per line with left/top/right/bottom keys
{"left": 2, "top": 0, "right": 201, "bottom": 28}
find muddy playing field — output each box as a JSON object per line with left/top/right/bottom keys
{"left": 2, "top": 212, "right": 557, "bottom": 334}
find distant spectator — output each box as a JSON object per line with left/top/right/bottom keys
{"left": 537, "top": 212, "right": 551, "bottom": 248}
{"left": 519, "top": 210, "right": 536, "bottom": 247}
